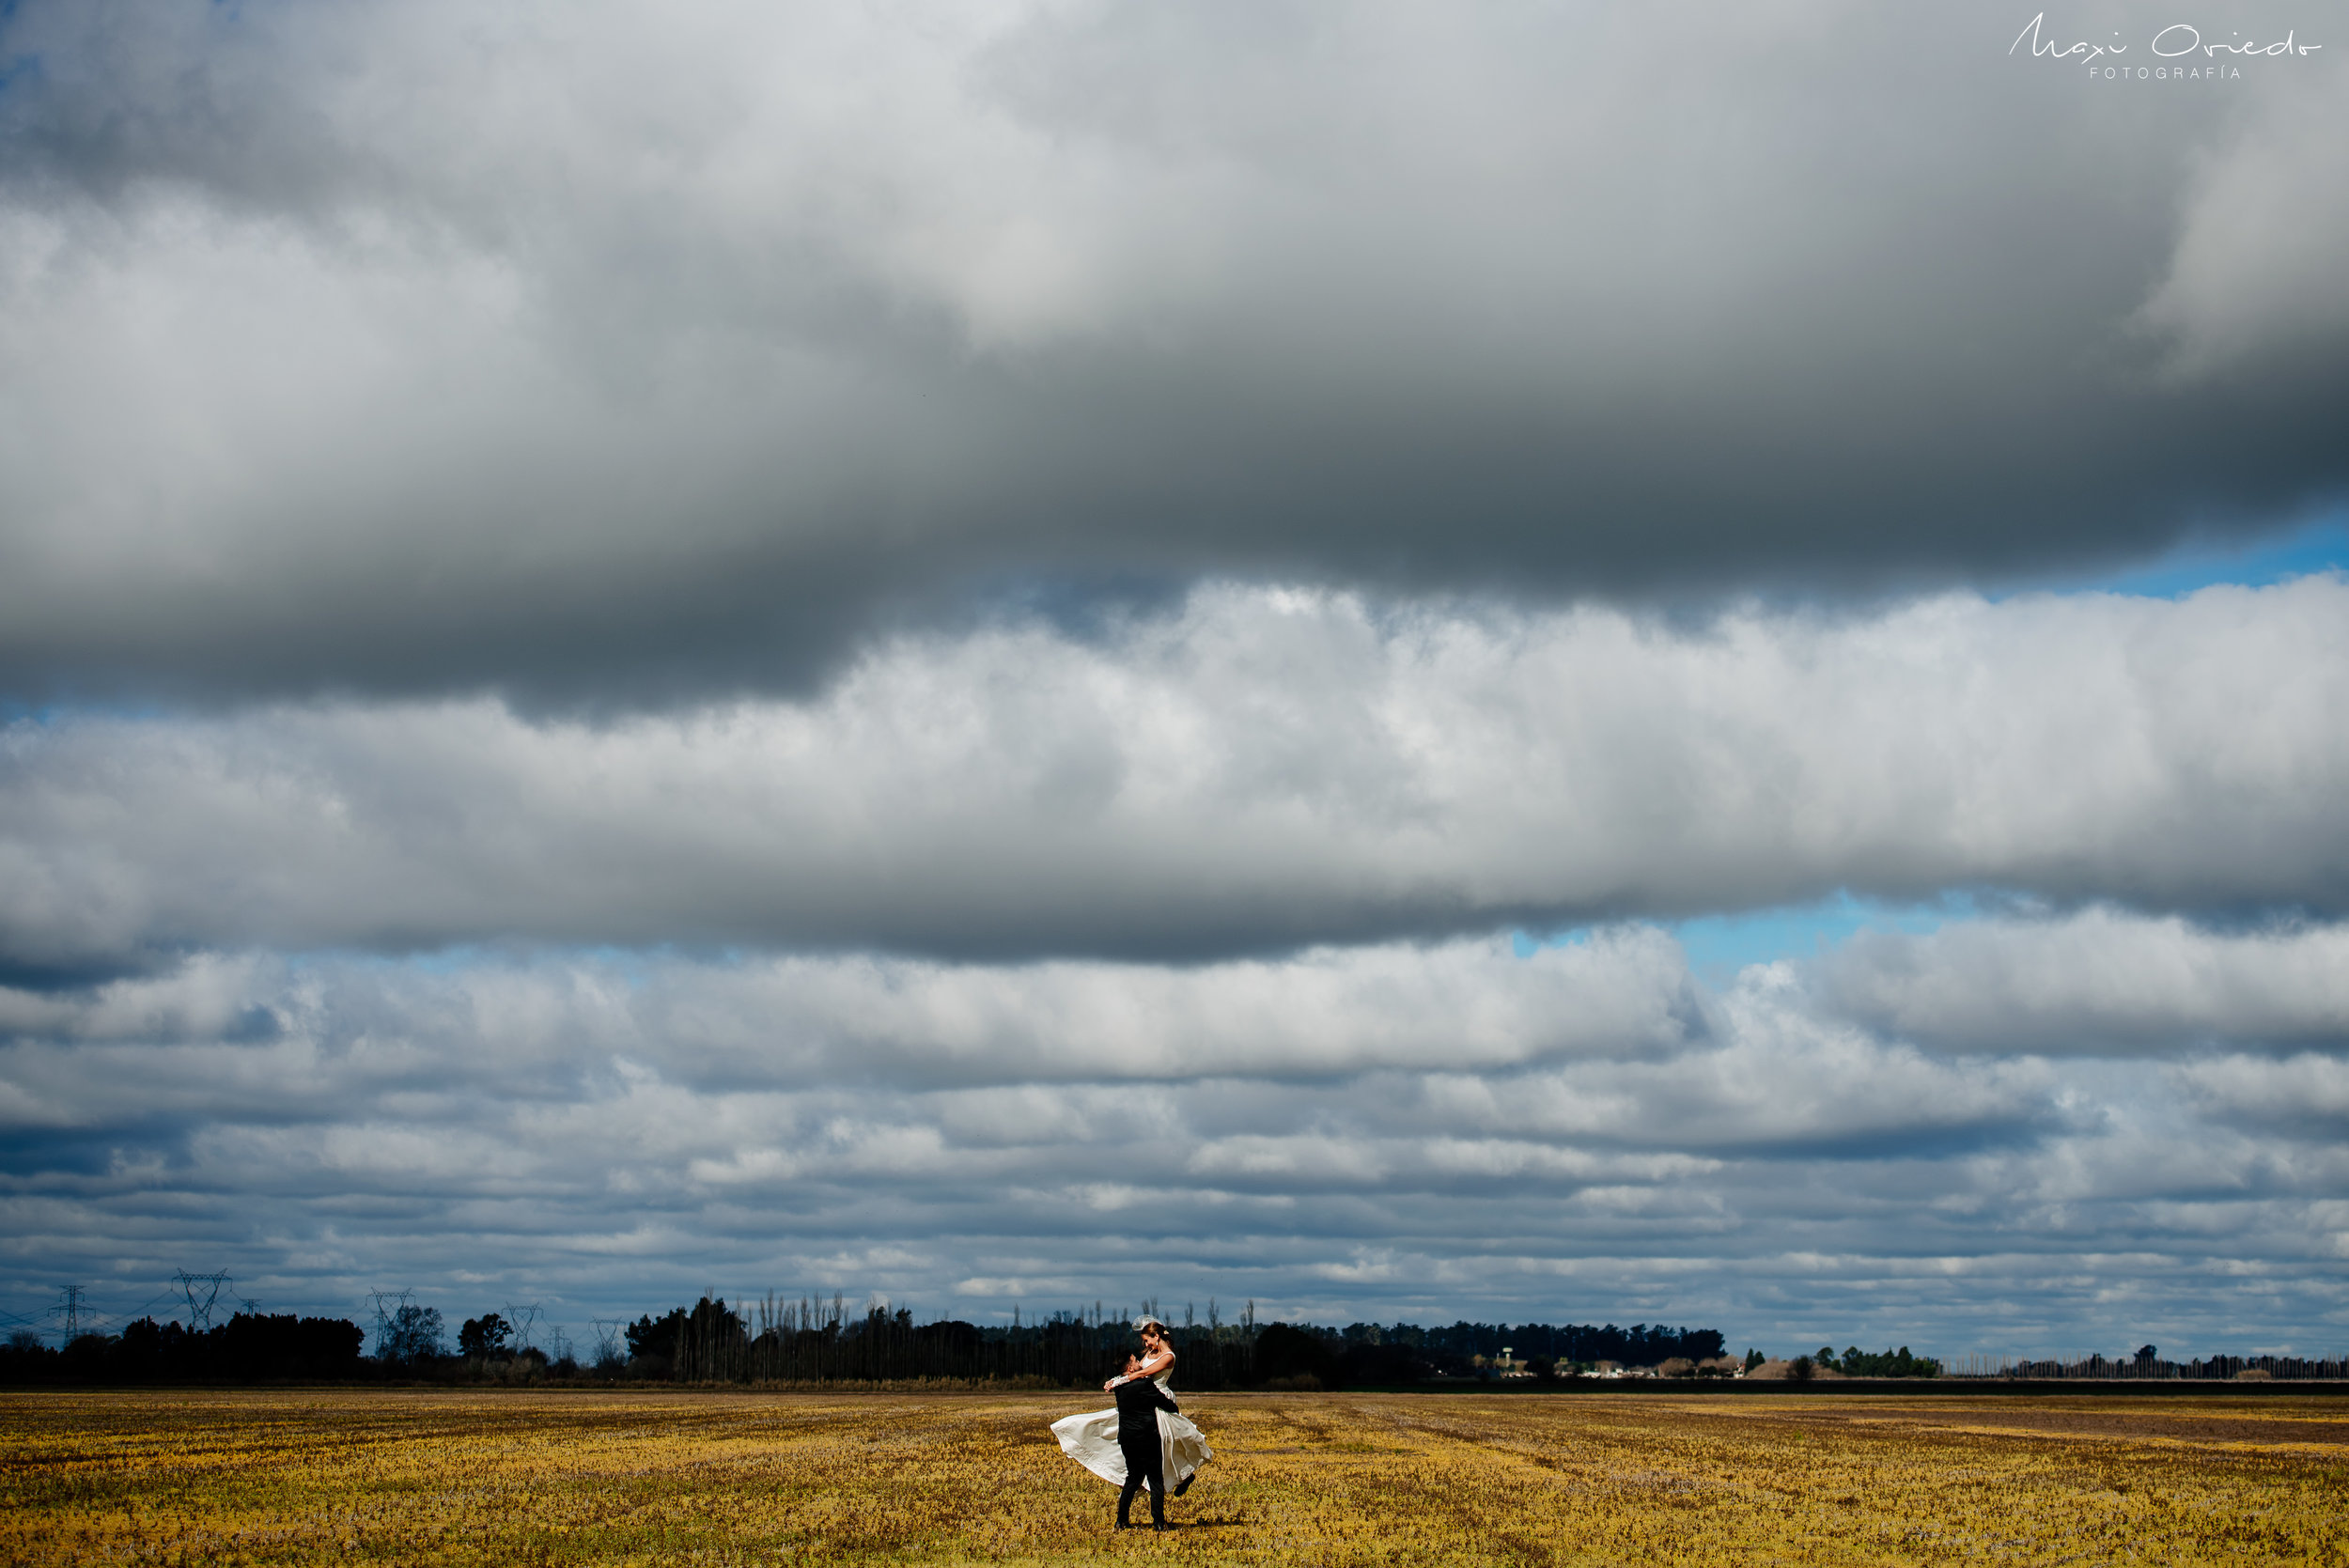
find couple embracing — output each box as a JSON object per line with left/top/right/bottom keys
{"left": 1050, "top": 1315, "right": 1213, "bottom": 1530}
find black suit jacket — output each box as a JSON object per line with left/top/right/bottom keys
{"left": 1112, "top": 1376, "right": 1179, "bottom": 1443}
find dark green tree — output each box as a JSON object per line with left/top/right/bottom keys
{"left": 459, "top": 1313, "right": 512, "bottom": 1359}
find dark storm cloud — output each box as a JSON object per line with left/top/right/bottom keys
{"left": 0, "top": 0, "right": 2342, "bottom": 700}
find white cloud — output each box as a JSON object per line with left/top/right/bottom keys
{"left": 5, "top": 577, "right": 2346, "bottom": 971}
{"left": 4, "top": 918, "right": 2343, "bottom": 1349}
{"left": 1822, "top": 908, "right": 2349, "bottom": 1052}
{"left": 0, "top": 931, "right": 1703, "bottom": 1080}
{"left": 2175, "top": 1053, "right": 2349, "bottom": 1130}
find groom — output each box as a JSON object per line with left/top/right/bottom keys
{"left": 1110, "top": 1353, "right": 1181, "bottom": 1530}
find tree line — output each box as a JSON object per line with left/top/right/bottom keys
{"left": 607, "top": 1296, "right": 1732, "bottom": 1389}
{"left": 1, "top": 1313, "right": 366, "bottom": 1384}
{"left": 1, "top": 1295, "right": 1729, "bottom": 1389}
{"left": 20, "top": 1302, "right": 2340, "bottom": 1388}
{"left": 1778, "top": 1344, "right": 1943, "bottom": 1379}
{"left": 1959, "top": 1348, "right": 2349, "bottom": 1381}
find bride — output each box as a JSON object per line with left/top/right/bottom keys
{"left": 1050, "top": 1316, "right": 1212, "bottom": 1496}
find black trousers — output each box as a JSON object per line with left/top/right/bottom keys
{"left": 1116, "top": 1430, "right": 1165, "bottom": 1525}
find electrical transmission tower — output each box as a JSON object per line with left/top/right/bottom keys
{"left": 504, "top": 1302, "right": 543, "bottom": 1353}
{"left": 175, "top": 1271, "right": 233, "bottom": 1331}
{"left": 56, "top": 1283, "right": 86, "bottom": 1341}
{"left": 367, "top": 1289, "right": 413, "bottom": 1358}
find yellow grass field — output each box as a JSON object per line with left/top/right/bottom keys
{"left": 4, "top": 1389, "right": 2344, "bottom": 1566}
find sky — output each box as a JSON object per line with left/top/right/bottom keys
{"left": 2, "top": 0, "right": 2345, "bottom": 1363}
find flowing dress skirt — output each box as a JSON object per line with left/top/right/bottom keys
{"left": 1050, "top": 1396, "right": 1212, "bottom": 1492}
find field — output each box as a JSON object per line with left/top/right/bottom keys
{"left": 4, "top": 1389, "right": 2345, "bottom": 1566}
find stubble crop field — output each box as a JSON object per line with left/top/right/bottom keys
{"left": 3, "top": 1388, "right": 2344, "bottom": 1566}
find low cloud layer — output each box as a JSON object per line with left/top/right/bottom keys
{"left": 5, "top": 578, "right": 2345, "bottom": 975}
{"left": 4, "top": 910, "right": 2342, "bottom": 1352}
{"left": 0, "top": 0, "right": 2343, "bottom": 699}
{"left": 0, "top": 930, "right": 1709, "bottom": 1084}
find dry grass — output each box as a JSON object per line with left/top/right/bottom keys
{"left": 5, "top": 1388, "right": 2345, "bottom": 1565}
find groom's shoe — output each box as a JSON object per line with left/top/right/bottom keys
{"left": 1173, "top": 1475, "right": 1193, "bottom": 1498}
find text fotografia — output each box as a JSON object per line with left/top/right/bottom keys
{"left": 2011, "top": 13, "right": 2320, "bottom": 78}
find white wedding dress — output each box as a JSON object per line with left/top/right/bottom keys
{"left": 1050, "top": 1368, "right": 1212, "bottom": 1493}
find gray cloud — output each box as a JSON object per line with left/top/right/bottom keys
{"left": 2, "top": 927, "right": 2341, "bottom": 1351}
{"left": 0, "top": 0, "right": 2342, "bottom": 700}
{"left": 2175, "top": 1052, "right": 2349, "bottom": 1135}
{"left": 0, "top": 931, "right": 1711, "bottom": 1083}
{"left": 2139, "top": 71, "right": 2349, "bottom": 378}
{"left": 4, "top": 578, "right": 2346, "bottom": 970}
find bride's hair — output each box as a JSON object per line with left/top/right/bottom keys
{"left": 1135, "top": 1315, "right": 1171, "bottom": 1341}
